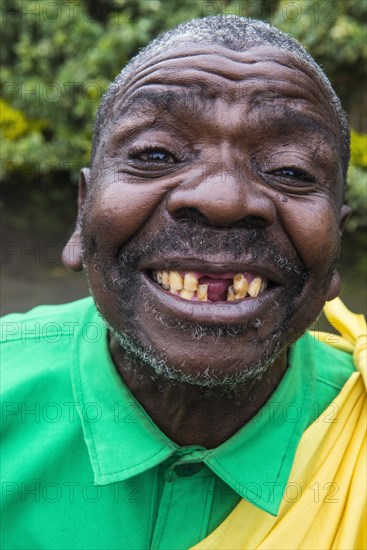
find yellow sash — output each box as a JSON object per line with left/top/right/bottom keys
{"left": 192, "top": 298, "right": 367, "bottom": 549}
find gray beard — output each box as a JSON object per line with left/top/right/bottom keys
{"left": 99, "top": 298, "right": 290, "bottom": 398}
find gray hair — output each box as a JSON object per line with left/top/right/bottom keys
{"left": 91, "top": 15, "right": 350, "bottom": 181}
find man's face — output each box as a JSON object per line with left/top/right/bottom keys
{"left": 78, "top": 44, "right": 347, "bottom": 386}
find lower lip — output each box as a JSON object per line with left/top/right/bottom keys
{"left": 142, "top": 273, "right": 283, "bottom": 325}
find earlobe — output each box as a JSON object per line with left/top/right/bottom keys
{"left": 326, "top": 270, "right": 341, "bottom": 302}
{"left": 339, "top": 204, "right": 351, "bottom": 232}
{"left": 62, "top": 168, "right": 91, "bottom": 272}
{"left": 77, "top": 168, "right": 90, "bottom": 212}
{"left": 62, "top": 230, "right": 83, "bottom": 271}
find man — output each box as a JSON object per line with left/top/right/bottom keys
{"left": 1, "top": 15, "right": 366, "bottom": 550}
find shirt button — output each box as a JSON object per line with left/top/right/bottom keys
{"left": 174, "top": 463, "right": 203, "bottom": 477}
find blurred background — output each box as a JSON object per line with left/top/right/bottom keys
{"left": 1, "top": 0, "right": 366, "bottom": 318}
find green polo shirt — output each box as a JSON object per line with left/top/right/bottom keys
{"left": 1, "top": 298, "right": 355, "bottom": 549}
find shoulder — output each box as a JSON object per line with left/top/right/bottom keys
{"left": 1, "top": 297, "right": 97, "bottom": 341}
{"left": 0, "top": 297, "right": 100, "bottom": 397}
{"left": 1, "top": 298, "right": 102, "bottom": 489}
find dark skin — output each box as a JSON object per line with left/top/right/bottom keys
{"left": 63, "top": 44, "right": 350, "bottom": 448}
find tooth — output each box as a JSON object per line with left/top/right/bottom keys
{"left": 235, "top": 287, "right": 247, "bottom": 299}
{"left": 170, "top": 288, "right": 179, "bottom": 295}
{"left": 184, "top": 273, "right": 198, "bottom": 291}
{"left": 260, "top": 279, "right": 267, "bottom": 292}
{"left": 169, "top": 271, "right": 184, "bottom": 291}
{"left": 227, "top": 285, "right": 236, "bottom": 301}
{"left": 233, "top": 273, "right": 248, "bottom": 298}
{"left": 248, "top": 277, "right": 263, "bottom": 297}
{"left": 157, "top": 271, "right": 163, "bottom": 285}
{"left": 197, "top": 284, "right": 208, "bottom": 301}
{"left": 180, "top": 289, "right": 195, "bottom": 300}
{"left": 152, "top": 271, "right": 158, "bottom": 281}
{"left": 162, "top": 271, "right": 170, "bottom": 289}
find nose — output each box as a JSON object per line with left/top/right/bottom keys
{"left": 166, "top": 166, "right": 276, "bottom": 229}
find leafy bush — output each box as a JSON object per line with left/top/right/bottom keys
{"left": 350, "top": 130, "right": 367, "bottom": 168}
{"left": 346, "top": 131, "right": 367, "bottom": 234}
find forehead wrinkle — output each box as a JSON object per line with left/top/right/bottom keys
{"left": 118, "top": 44, "right": 290, "bottom": 98}
{"left": 120, "top": 62, "right": 319, "bottom": 102}
{"left": 122, "top": 49, "right": 223, "bottom": 92}
{"left": 120, "top": 44, "right": 328, "bottom": 99}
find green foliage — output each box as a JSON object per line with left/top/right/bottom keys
{"left": 350, "top": 130, "right": 367, "bottom": 169}
{"left": 346, "top": 166, "right": 366, "bottom": 231}
{"left": 346, "top": 131, "right": 367, "bottom": 237}
{"left": 0, "top": 100, "right": 29, "bottom": 139}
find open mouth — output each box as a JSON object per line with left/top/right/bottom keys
{"left": 150, "top": 270, "right": 270, "bottom": 302}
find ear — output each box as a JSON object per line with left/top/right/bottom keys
{"left": 326, "top": 204, "right": 351, "bottom": 301}
{"left": 62, "top": 168, "right": 90, "bottom": 272}
{"left": 338, "top": 203, "right": 351, "bottom": 232}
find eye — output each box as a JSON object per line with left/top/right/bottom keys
{"left": 271, "top": 167, "right": 314, "bottom": 182}
{"left": 129, "top": 147, "right": 176, "bottom": 164}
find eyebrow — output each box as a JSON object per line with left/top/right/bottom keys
{"left": 255, "top": 103, "right": 336, "bottom": 144}
{"left": 111, "top": 87, "right": 336, "bottom": 145}
{"left": 114, "top": 87, "right": 214, "bottom": 123}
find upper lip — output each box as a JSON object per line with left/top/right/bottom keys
{"left": 139, "top": 256, "right": 285, "bottom": 284}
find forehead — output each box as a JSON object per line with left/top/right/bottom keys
{"left": 109, "top": 43, "right": 339, "bottom": 135}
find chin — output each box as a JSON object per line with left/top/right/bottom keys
{"left": 106, "top": 301, "right": 291, "bottom": 393}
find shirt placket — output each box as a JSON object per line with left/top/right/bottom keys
{"left": 150, "top": 451, "right": 215, "bottom": 550}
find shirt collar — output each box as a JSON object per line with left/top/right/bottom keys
{"left": 71, "top": 299, "right": 316, "bottom": 515}
{"left": 71, "top": 299, "right": 175, "bottom": 485}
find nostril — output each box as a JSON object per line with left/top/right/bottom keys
{"left": 173, "top": 208, "right": 269, "bottom": 230}
{"left": 236, "top": 216, "right": 270, "bottom": 230}
{"left": 174, "top": 207, "right": 211, "bottom": 225}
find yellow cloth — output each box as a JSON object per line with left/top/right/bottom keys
{"left": 192, "top": 298, "right": 367, "bottom": 549}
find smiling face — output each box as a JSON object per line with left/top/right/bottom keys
{"left": 71, "top": 44, "right": 349, "bottom": 387}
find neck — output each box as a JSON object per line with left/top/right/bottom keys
{"left": 110, "top": 337, "right": 288, "bottom": 449}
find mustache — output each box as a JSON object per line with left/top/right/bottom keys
{"left": 117, "top": 220, "right": 307, "bottom": 284}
